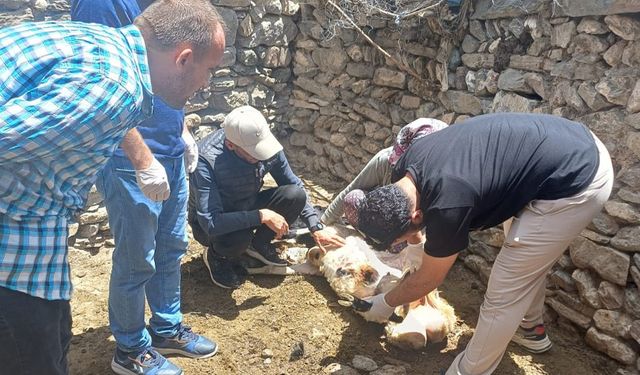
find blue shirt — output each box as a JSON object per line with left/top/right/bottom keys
{"left": 71, "top": 0, "right": 186, "bottom": 158}
{"left": 0, "top": 21, "right": 153, "bottom": 300}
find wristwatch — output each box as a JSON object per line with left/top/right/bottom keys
{"left": 309, "top": 222, "right": 325, "bottom": 233}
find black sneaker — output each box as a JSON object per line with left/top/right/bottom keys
{"left": 246, "top": 242, "right": 288, "bottom": 266}
{"left": 202, "top": 248, "right": 247, "bottom": 289}
{"left": 511, "top": 324, "right": 553, "bottom": 354}
{"left": 111, "top": 347, "right": 182, "bottom": 375}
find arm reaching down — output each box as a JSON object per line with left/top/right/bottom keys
{"left": 356, "top": 252, "right": 457, "bottom": 323}
{"left": 386, "top": 252, "right": 458, "bottom": 307}
{"left": 120, "top": 129, "right": 170, "bottom": 201}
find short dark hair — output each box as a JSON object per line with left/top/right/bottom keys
{"left": 135, "top": 0, "right": 225, "bottom": 56}
{"left": 357, "top": 184, "right": 412, "bottom": 251}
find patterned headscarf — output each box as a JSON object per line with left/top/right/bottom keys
{"left": 388, "top": 118, "right": 449, "bottom": 166}
{"left": 343, "top": 189, "right": 366, "bottom": 228}
{"left": 342, "top": 118, "right": 448, "bottom": 240}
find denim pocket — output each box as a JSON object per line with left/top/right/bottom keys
{"left": 109, "top": 156, "right": 136, "bottom": 174}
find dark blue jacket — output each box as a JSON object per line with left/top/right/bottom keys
{"left": 189, "top": 129, "right": 320, "bottom": 237}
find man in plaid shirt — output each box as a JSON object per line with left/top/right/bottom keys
{"left": 0, "top": 1, "right": 225, "bottom": 374}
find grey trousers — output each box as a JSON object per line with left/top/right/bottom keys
{"left": 447, "top": 134, "right": 614, "bottom": 375}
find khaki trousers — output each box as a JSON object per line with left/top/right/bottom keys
{"left": 447, "top": 134, "right": 613, "bottom": 375}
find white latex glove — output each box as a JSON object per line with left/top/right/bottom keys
{"left": 135, "top": 157, "right": 170, "bottom": 201}
{"left": 182, "top": 130, "right": 198, "bottom": 173}
{"left": 403, "top": 243, "right": 425, "bottom": 274}
{"left": 356, "top": 293, "right": 395, "bottom": 323}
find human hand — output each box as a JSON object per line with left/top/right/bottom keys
{"left": 403, "top": 243, "right": 425, "bottom": 274}
{"left": 259, "top": 209, "right": 289, "bottom": 239}
{"left": 135, "top": 157, "right": 170, "bottom": 201}
{"left": 354, "top": 293, "right": 395, "bottom": 323}
{"left": 182, "top": 130, "right": 198, "bottom": 173}
{"left": 406, "top": 230, "right": 425, "bottom": 245}
{"left": 311, "top": 229, "right": 346, "bottom": 253}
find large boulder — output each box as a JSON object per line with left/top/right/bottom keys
{"left": 605, "top": 14, "right": 640, "bottom": 40}
{"left": 215, "top": 6, "right": 238, "bottom": 45}
{"left": 439, "top": 90, "right": 483, "bottom": 115}
{"left": 585, "top": 327, "right": 638, "bottom": 365}
{"left": 570, "top": 237, "right": 630, "bottom": 286}
{"left": 593, "top": 309, "right": 634, "bottom": 339}
{"left": 311, "top": 48, "right": 348, "bottom": 74}
{"left": 555, "top": 0, "right": 640, "bottom": 17}
{"left": 497, "top": 68, "right": 534, "bottom": 94}
{"left": 472, "top": 0, "right": 547, "bottom": 20}
{"left": 490, "top": 91, "right": 540, "bottom": 113}
{"left": 373, "top": 68, "right": 406, "bottom": 89}
{"left": 237, "top": 16, "right": 297, "bottom": 48}
{"left": 0, "top": 7, "right": 32, "bottom": 26}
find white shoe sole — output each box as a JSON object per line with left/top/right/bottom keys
{"left": 246, "top": 247, "right": 287, "bottom": 267}
{"left": 511, "top": 335, "right": 553, "bottom": 353}
{"left": 202, "top": 249, "right": 232, "bottom": 289}
{"left": 112, "top": 358, "right": 174, "bottom": 375}
{"left": 154, "top": 343, "right": 219, "bottom": 359}
{"left": 111, "top": 357, "right": 184, "bottom": 375}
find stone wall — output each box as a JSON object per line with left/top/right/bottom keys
{"left": 185, "top": 0, "right": 300, "bottom": 141}
{"left": 285, "top": 0, "right": 640, "bottom": 371}
{"left": 2, "top": 0, "right": 640, "bottom": 370}
{"left": 0, "top": 0, "right": 68, "bottom": 24}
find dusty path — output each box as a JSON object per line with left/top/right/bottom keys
{"left": 67, "top": 239, "right": 617, "bottom": 375}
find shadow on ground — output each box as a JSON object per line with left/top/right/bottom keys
{"left": 67, "top": 241, "right": 620, "bottom": 375}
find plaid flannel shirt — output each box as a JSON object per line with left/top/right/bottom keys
{"left": 0, "top": 21, "right": 153, "bottom": 300}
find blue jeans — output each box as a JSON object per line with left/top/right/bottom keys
{"left": 96, "top": 155, "right": 188, "bottom": 352}
{"left": 0, "top": 286, "right": 71, "bottom": 375}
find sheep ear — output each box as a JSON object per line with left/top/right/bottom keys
{"left": 362, "top": 267, "right": 379, "bottom": 284}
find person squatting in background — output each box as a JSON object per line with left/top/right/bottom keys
{"left": 189, "top": 106, "right": 345, "bottom": 289}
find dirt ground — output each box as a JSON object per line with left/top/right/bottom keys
{"left": 66, "top": 178, "right": 620, "bottom": 375}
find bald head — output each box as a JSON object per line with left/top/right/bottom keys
{"left": 135, "top": 0, "right": 226, "bottom": 58}
{"left": 135, "top": 0, "right": 226, "bottom": 108}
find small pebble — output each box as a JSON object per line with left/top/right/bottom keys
{"left": 262, "top": 349, "right": 273, "bottom": 358}
{"left": 352, "top": 354, "right": 378, "bottom": 371}
{"left": 289, "top": 341, "right": 304, "bottom": 361}
{"left": 311, "top": 328, "right": 324, "bottom": 339}
{"left": 324, "top": 363, "right": 359, "bottom": 375}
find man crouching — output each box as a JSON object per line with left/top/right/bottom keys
{"left": 189, "top": 106, "right": 344, "bottom": 289}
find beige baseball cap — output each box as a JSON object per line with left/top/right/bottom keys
{"left": 222, "top": 106, "right": 283, "bottom": 160}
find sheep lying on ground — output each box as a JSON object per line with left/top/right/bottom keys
{"left": 306, "top": 225, "right": 456, "bottom": 349}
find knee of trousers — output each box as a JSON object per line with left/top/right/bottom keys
{"left": 189, "top": 218, "right": 210, "bottom": 248}
{"left": 112, "top": 257, "right": 157, "bottom": 283}
{"left": 210, "top": 230, "right": 253, "bottom": 258}
{"left": 156, "top": 230, "right": 189, "bottom": 254}
{"left": 278, "top": 185, "right": 307, "bottom": 211}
